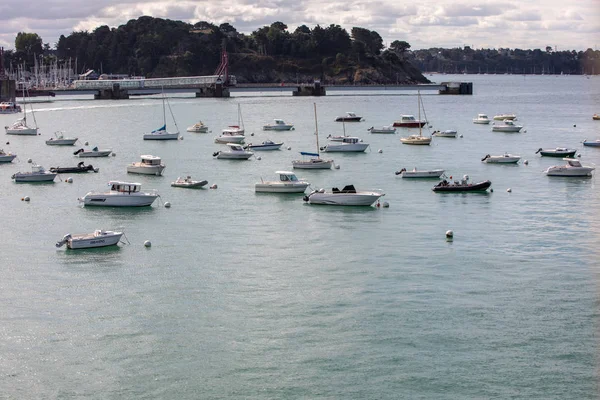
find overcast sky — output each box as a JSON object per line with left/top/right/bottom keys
{"left": 1, "top": 0, "right": 599, "bottom": 51}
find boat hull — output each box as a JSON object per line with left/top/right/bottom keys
{"left": 80, "top": 193, "right": 158, "bottom": 207}
{"left": 322, "top": 143, "right": 369, "bottom": 152}
{"left": 126, "top": 165, "right": 165, "bottom": 176}
{"left": 306, "top": 191, "right": 383, "bottom": 206}
{"left": 433, "top": 180, "right": 492, "bottom": 192}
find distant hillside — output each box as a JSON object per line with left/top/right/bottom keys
{"left": 2, "top": 18, "right": 430, "bottom": 84}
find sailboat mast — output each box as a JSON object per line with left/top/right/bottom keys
{"left": 314, "top": 103, "right": 320, "bottom": 156}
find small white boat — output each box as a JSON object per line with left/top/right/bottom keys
{"left": 255, "top": 171, "right": 310, "bottom": 193}
{"left": 545, "top": 158, "right": 594, "bottom": 177}
{"left": 303, "top": 185, "right": 384, "bottom": 206}
{"left": 5, "top": 117, "right": 38, "bottom": 135}
{"left": 472, "top": 114, "right": 491, "bottom": 124}
{"left": 46, "top": 131, "right": 78, "bottom": 145}
{"left": 0, "top": 149, "right": 16, "bottom": 163}
{"left": 186, "top": 121, "right": 209, "bottom": 133}
{"left": 492, "top": 120, "right": 523, "bottom": 132}
{"left": 171, "top": 176, "right": 208, "bottom": 188}
{"left": 12, "top": 163, "right": 57, "bottom": 182}
{"left": 432, "top": 129, "right": 457, "bottom": 138}
{"left": 74, "top": 147, "right": 112, "bottom": 157}
{"left": 582, "top": 139, "right": 600, "bottom": 147}
{"left": 263, "top": 119, "right": 294, "bottom": 131}
{"left": 215, "top": 130, "right": 245, "bottom": 144}
{"left": 321, "top": 136, "right": 369, "bottom": 152}
{"left": 56, "top": 230, "right": 124, "bottom": 249}
{"left": 368, "top": 126, "right": 396, "bottom": 134}
{"left": 335, "top": 112, "right": 363, "bottom": 122}
{"left": 79, "top": 181, "right": 159, "bottom": 207}
{"left": 127, "top": 155, "right": 166, "bottom": 176}
{"left": 481, "top": 153, "right": 521, "bottom": 163}
{"left": 395, "top": 168, "right": 445, "bottom": 178}
{"left": 213, "top": 143, "right": 254, "bottom": 159}
{"left": 246, "top": 140, "right": 283, "bottom": 151}
{"left": 493, "top": 113, "right": 517, "bottom": 121}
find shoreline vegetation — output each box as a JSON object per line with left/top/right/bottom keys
{"left": 1, "top": 17, "right": 599, "bottom": 86}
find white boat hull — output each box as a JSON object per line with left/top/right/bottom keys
{"left": 545, "top": 167, "right": 594, "bottom": 176}
{"left": 323, "top": 143, "right": 369, "bottom": 152}
{"left": 127, "top": 164, "right": 165, "bottom": 176}
{"left": 143, "top": 132, "right": 179, "bottom": 140}
{"left": 255, "top": 182, "right": 309, "bottom": 193}
{"left": 12, "top": 172, "right": 57, "bottom": 182}
{"left": 46, "top": 138, "right": 78, "bottom": 145}
{"left": 80, "top": 192, "right": 158, "bottom": 206}
{"left": 6, "top": 127, "right": 37, "bottom": 135}
{"left": 292, "top": 159, "right": 333, "bottom": 169}
{"left": 400, "top": 169, "right": 445, "bottom": 178}
{"left": 306, "top": 191, "right": 383, "bottom": 206}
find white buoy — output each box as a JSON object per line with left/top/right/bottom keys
{"left": 446, "top": 230, "right": 453, "bottom": 240}
{"left": 66, "top": 177, "right": 73, "bottom": 183}
{"left": 84, "top": 141, "right": 89, "bottom": 146}
{"left": 524, "top": 160, "right": 529, "bottom": 165}
{"left": 23, "top": 196, "right": 30, "bottom": 202}
{"left": 144, "top": 240, "right": 151, "bottom": 248}
{"left": 382, "top": 201, "right": 390, "bottom": 208}
{"left": 164, "top": 202, "right": 171, "bottom": 208}
{"left": 334, "top": 164, "right": 340, "bottom": 169}
{"left": 27, "top": 158, "right": 32, "bottom": 163}
{"left": 210, "top": 184, "right": 218, "bottom": 189}
{"left": 378, "top": 149, "right": 383, "bottom": 153}
{"left": 507, "top": 188, "right": 512, "bottom": 193}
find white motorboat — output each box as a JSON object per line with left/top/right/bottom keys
{"left": 321, "top": 136, "right": 369, "bottom": 152}
{"left": 5, "top": 87, "right": 38, "bottom": 135}
{"left": 74, "top": 147, "right": 112, "bottom": 157}
{"left": 263, "top": 119, "right": 294, "bottom": 131}
{"left": 12, "top": 163, "right": 56, "bottom": 182}
{"left": 0, "top": 149, "right": 16, "bottom": 162}
{"left": 493, "top": 113, "right": 517, "bottom": 121}
{"left": 213, "top": 143, "right": 254, "bottom": 159}
{"left": 472, "top": 114, "right": 491, "bottom": 124}
{"left": 56, "top": 230, "right": 124, "bottom": 249}
{"left": 293, "top": 104, "right": 334, "bottom": 169}
{"left": 127, "top": 155, "right": 166, "bottom": 176}
{"left": 171, "top": 176, "right": 208, "bottom": 188}
{"left": 0, "top": 101, "right": 21, "bottom": 114}
{"left": 303, "top": 185, "right": 384, "bottom": 206}
{"left": 186, "top": 121, "right": 209, "bottom": 133}
{"left": 143, "top": 93, "right": 180, "bottom": 140}
{"left": 215, "top": 130, "right": 246, "bottom": 144}
{"left": 393, "top": 115, "right": 426, "bottom": 128}
{"left": 246, "top": 140, "right": 283, "bottom": 150}
{"left": 255, "top": 171, "right": 310, "bottom": 193}
{"left": 368, "top": 126, "right": 396, "bottom": 134}
{"left": 45, "top": 131, "right": 78, "bottom": 145}
{"left": 335, "top": 112, "right": 363, "bottom": 122}
{"left": 481, "top": 153, "right": 521, "bottom": 163}
{"left": 545, "top": 158, "right": 594, "bottom": 177}
{"left": 492, "top": 119, "right": 523, "bottom": 132}
{"left": 432, "top": 129, "right": 457, "bottom": 138}
{"left": 79, "top": 181, "right": 159, "bottom": 207}
{"left": 395, "top": 168, "right": 445, "bottom": 178}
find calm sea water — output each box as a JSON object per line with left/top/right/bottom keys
{"left": 1, "top": 74, "right": 598, "bottom": 399}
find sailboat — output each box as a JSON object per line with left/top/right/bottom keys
{"left": 400, "top": 91, "right": 432, "bottom": 145}
{"left": 143, "top": 92, "right": 180, "bottom": 140}
{"left": 5, "top": 86, "right": 38, "bottom": 135}
{"left": 292, "top": 103, "right": 334, "bottom": 169}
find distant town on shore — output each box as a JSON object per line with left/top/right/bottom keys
{"left": 2, "top": 17, "right": 599, "bottom": 86}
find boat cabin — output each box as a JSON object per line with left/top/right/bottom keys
{"left": 109, "top": 181, "right": 142, "bottom": 193}
{"left": 276, "top": 171, "right": 300, "bottom": 182}
{"left": 140, "top": 155, "right": 162, "bottom": 165}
